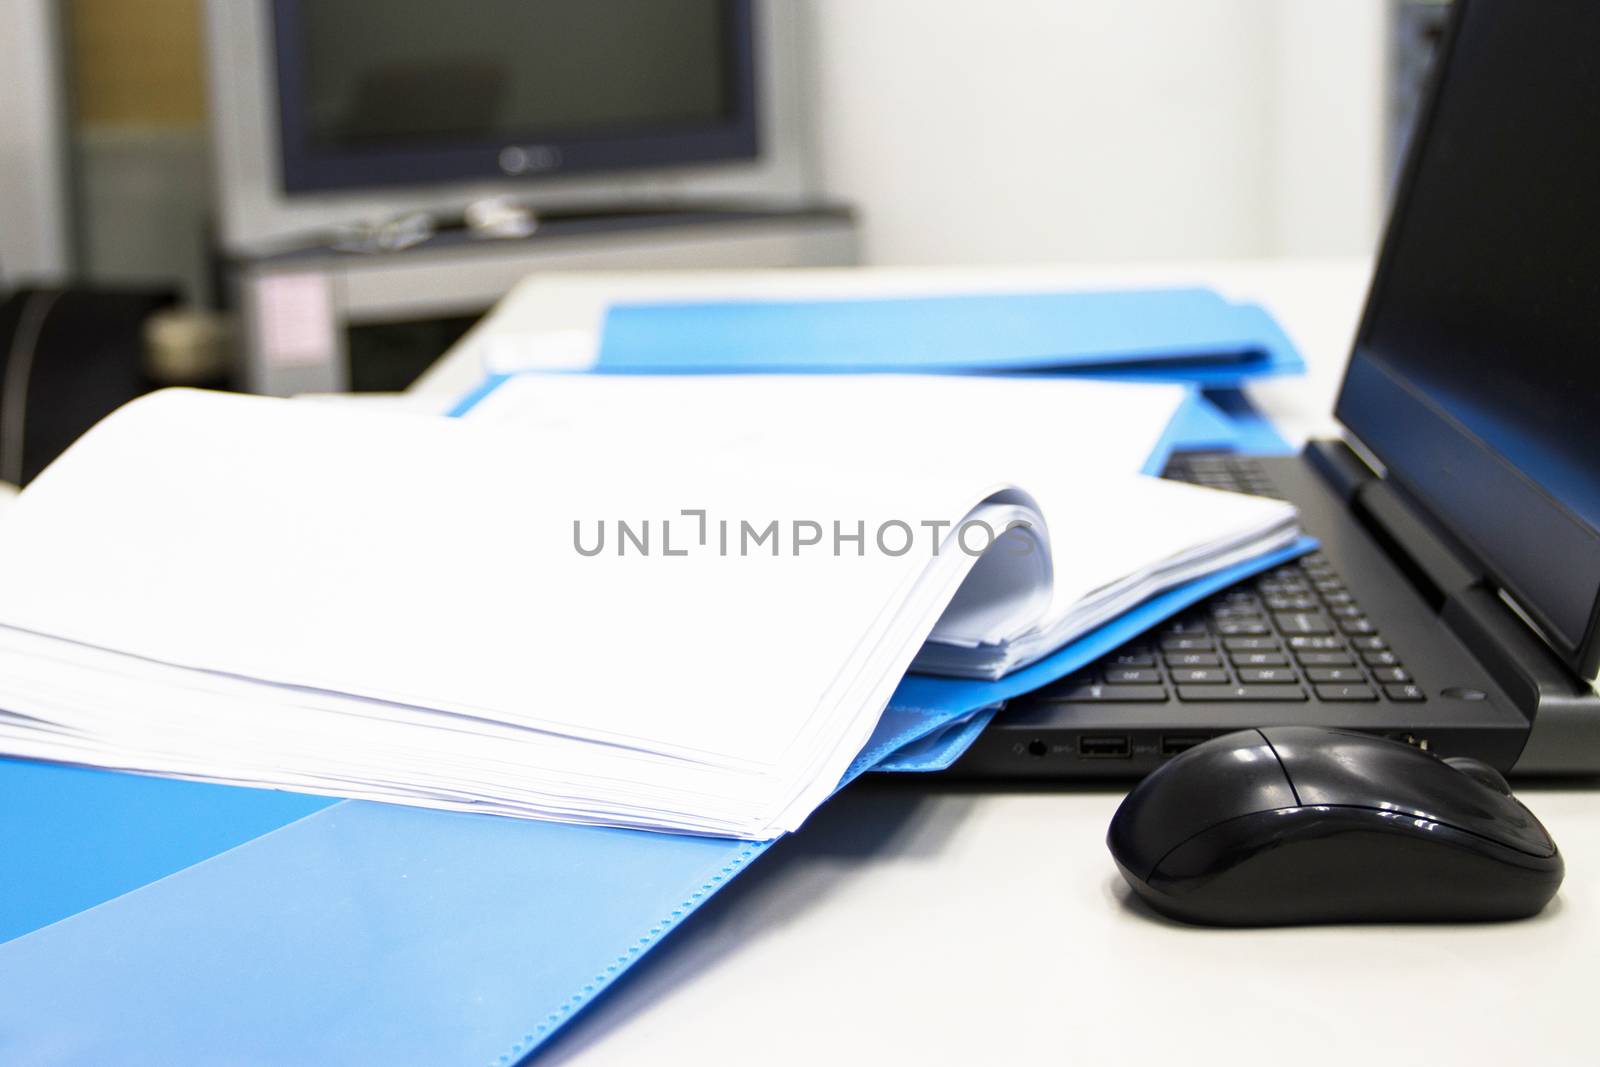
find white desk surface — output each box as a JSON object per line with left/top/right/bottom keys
{"left": 414, "top": 261, "right": 1596, "bottom": 1067}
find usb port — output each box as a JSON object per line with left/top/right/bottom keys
{"left": 1078, "top": 735, "right": 1131, "bottom": 759}
{"left": 1160, "top": 735, "right": 1207, "bottom": 757}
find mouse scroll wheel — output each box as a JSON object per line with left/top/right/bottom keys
{"left": 1443, "top": 756, "right": 1513, "bottom": 796}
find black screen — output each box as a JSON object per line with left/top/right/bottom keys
{"left": 1339, "top": 0, "right": 1600, "bottom": 668}
{"left": 298, "top": 0, "right": 732, "bottom": 147}
{"left": 272, "top": 0, "right": 758, "bottom": 193}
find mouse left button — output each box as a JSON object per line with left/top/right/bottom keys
{"left": 1107, "top": 728, "right": 1298, "bottom": 880}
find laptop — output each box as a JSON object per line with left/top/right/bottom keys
{"left": 951, "top": 0, "right": 1600, "bottom": 779}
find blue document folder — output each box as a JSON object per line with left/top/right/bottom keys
{"left": 0, "top": 538, "right": 1309, "bottom": 1067}
{"left": 0, "top": 371, "right": 1307, "bottom": 1063}
{"left": 592, "top": 288, "right": 1303, "bottom": 386}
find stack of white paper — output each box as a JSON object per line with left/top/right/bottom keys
{"left": 0, "top": 377, "right": 1297, "bottom": 838}
{"left": 913, "top": 473, "right": 1302, "bottom": 678}
{"left": 465, "top": 375, "right": 1303, "bottom": 679}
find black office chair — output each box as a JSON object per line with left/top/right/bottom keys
{"left": 0, "top": 286, "right": 176, "bottom": 486}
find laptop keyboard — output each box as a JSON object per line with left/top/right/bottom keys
{"left": 1164, "top": 454, "right": 1285, "bottom": 499}
{"left": 1040, "top": 457, "right": 1426, "bottom": 706}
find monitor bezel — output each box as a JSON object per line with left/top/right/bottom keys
{"left": 269, "top": 0, "right": 760, "bottom": 195}
{"left": 1334, "top": 0, "right": 1600, "bottom": 680}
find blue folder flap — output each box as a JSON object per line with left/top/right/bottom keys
{"left": 1141, "top": 388, "right": 1244, "bottom": 476}
{"left": 594, "top": 288, "right": 1303, "bottom": 384}
{"left": 0, "top": 693, "right": 976, "bottom": 951}
{"left": 1057, "top": 302, "right": 1304, "bottom": 386}
{"left": 0, "top": 537, "right": 1310, "bottom": 1066}
{"left": 1197, "top": 387, "right": 1297, "bottom": 455}
{"left": 872, "top": 707, "right": 1000, "bottom": 772}
{"left": 0, "top": 758, "right": 335, "bottom": 944}
{"left": 0, "top": 800, "right": 779, "bottom": 1067}
{"left": 0, "top": 668, "right": 1005, "bottom": 1066}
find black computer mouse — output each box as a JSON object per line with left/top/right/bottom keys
{"left": 1107, "top": 726, "right": 1563, "bottom": 926}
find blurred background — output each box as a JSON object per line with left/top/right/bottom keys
{"left": 0, "top": 0, "right": 1446, "bottom": 483}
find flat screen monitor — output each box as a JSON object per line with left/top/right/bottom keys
{"left": 271, "top": 0, "right": 758, "bottom": 194}
{"left": 1336, "top": 0, "right": 1600, "bottom": 678}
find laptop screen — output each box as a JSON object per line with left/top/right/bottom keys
{"left": 1336, "top": 0, "right": 1600, "bottom": 677}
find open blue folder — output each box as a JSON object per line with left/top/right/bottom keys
{"left": 593, "top": 288, "right": 1303, "bottom": 386}
{"left": 0, "top": 384, "right": 1306, "bottom": 1064}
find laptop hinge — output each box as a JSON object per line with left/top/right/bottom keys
{"left": 1310, "top": 439, "right": 1483, "bottom": 607}
{"left": 1352, "top": 477, "right": 1482, "bottom": 608}
{"left": 1303, "top": 439, "right": 1374, "bottom": 505}
{"left": 1313, "top": 440, "right": 1600, "bottom": 771}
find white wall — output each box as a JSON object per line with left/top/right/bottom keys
{"left": 1266, "top": 0, "right": 1388, "bottom": 256}
{"left": 0, "top": 0, "right": 72, "bottom": 284}
{"left": 805, "top": 0, "right": 1388, "bottom": 266}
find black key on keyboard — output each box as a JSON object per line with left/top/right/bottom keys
{"left": 1259, "top": 580, "right": 1310, "bottom": 596}
{"left": 1104, "top": 668, "right": 1161, "bottom": 684}
{"left": 1051, "top": 684, "right": 1169, "bottom": 703}
{"left": 1315, "top": 684, "right": 1377, "bottom": 702}
{"left": 1162, "top": 636, "right": 1214, "bottom": 651}
{"left": 1165, "top": 652, "right": 1222, "bottom": 667}
{"left": 1231, "top": 651, "right": 1289, "bottom": 667}
{"left": 1296, "top": 651, "right": 1355, "bottom": 666}
{"left": 1306, "top": 667, "right": 1366, "bottom": 684}
{"left": 1224, "top": 636, "right": 1277, "bottom": 651}
{"left": 1216, "top": 621, "right": 1268, "bottom": 636}
{"left": 1385, "top": 684, "right": 1426, "bottom": 702}
{"left": 1275, "top": 613, "right": 1332, "bottom": 635}
{"left": 1177, "top": 684, "right": 1306, "bottom": 702}
{"left": 1171, "top": 668, "right": 1228, "bottom": 684}
{"left": 1288, "top": 636, "right": 1343, "bottom": 651}
{"left": 1238, "top": 667, "right": 1297, "bottom": 684}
